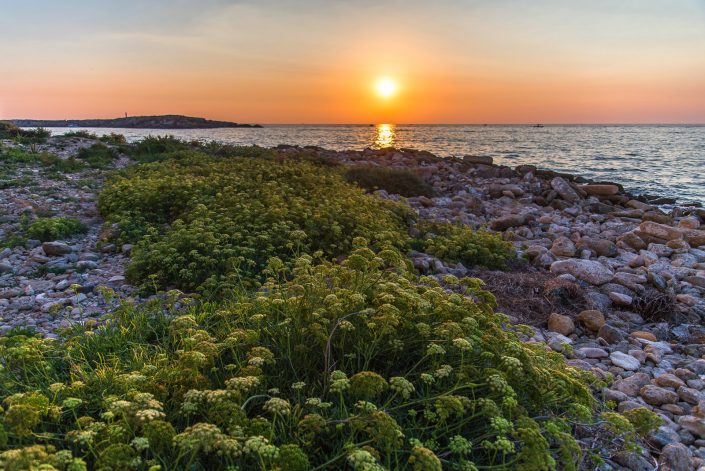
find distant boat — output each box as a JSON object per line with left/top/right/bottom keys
{"left": 533, "top": 124, "right": 544, "bottom": 128}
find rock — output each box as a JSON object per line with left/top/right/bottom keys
{"left": 683, "top": 229, "right": 705, "bottom": 247}
{"left": 579, "top": 238, "right": 619, "bottom": 257}
{"left": 463, "top": 155, "right": 493, "bottom": 165}
{"left": 611, "top": 451, "right": 653, "bottom": 471}
{"left": 598, "top": 324, "right": 626, "bottom": 344}
{"left": 490, "top": 213, "right": 526, "bottom": 231}
{"left": 618, "top": 231, "right": 647, "bottom": 251}
{"left": 678, "top": 386, "right": 703, "bottom": 405}
{"left": 578, "top": 347, "right": 609, "bottom": 359}
{"left": 688, "top": 359, "right": 705, "bottom": 375}
{"left": 547, "top": 312, "right": 575, "bottom": 336}
{"left": 678, "top": 217, "right": 701, "bottom": 230}
{"left": 660, "top": 443, "right": 692, "bottom": 471}
{"left": 76, "top": 260, "right": 98, "bottom": 270}
{"left": 0, "top": 261, "right": 12, "bottom": 273}
{"left": 550, "top": 259, "right": 614, "bottom": 285}
{"left": 614, "top": 372, "right": 651, "bottom": 397}
{"left": 631, "top": 331, "right": 657, "bottom": 342}
{"left": 610, "top": 351, "right": 641, "bottom": 371}
{"left": 639, "top": 385, "right": 678, "bottom": 406}
{"left": 677, "top": 294, "right": 698, "bottom": 306}
{"left": 679, "top": 415, "right": 705, "bottom": 438}
{"left": 550, "top": 177, "right": 580, "bottom": 203}
{"left": 550, "top": 236, "right": 576, "bottom": 257}
{"left": 654, "top": 374, "right": 685, "bottom": 389}
{"left": 685, "top": 276, "right": 705, "bottom": 289}
{"left": 576, "top": 310, "right": 605, "bottom": 332}
{"left": 639, "top": 221, "right": 683, "bottom": 241}
{"left": 580, "top": 184, "right": 619, "bottom": 196}
{"left": 42, "top": 241, "right": 72, "bottom": 256}
{"left": 649, "top": 426, "right": 681, "bottom": 449}
{"left": 608, "top": 291, "right": 633, "bottom": 306}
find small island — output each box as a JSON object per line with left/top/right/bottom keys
{"left": 10, "top": 114, "right": 262, "bottom": 129}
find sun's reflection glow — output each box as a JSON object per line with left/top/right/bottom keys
{"left": 374, "top": 123, "right": 396, "bottom": 148}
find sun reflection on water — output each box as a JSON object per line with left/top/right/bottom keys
{"left": 374, "top": 123, "right": 396, "bottom": 148}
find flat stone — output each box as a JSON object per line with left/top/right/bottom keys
{"left": 660, "top": 443, "right": 692, "bottom": 471}
{"left": 490, "top": 213, "right": 526, "bottom": 231}
{"left": 678, "top": 386, "right": 703, "bottom": 405}
{"left": 640, "top": 385, "right": 679, "bottom": 406}
{"left": 610, "top": 351, "right": 641, "bottom": 371}
{"left": 550, "top": 259, "right": 614, "bottom": 285}
{"left": 654, "top": 374, "right": 685, "bottom": 389}
{"left": 581, "top": 184, "right": 619, "bottom": 196}
{"left": 614, "top": 373, "right": 652, "bottom": 397}
{"left": 578, "top": 347, "right": 609, "bottom": 359}
{"left": 679, "top": 415, "right": 705, "bottom": 438}
{"left": 609, "top": 291, "right": 633, "bottom": 306}
{"left": 611, "top": 451, "right": 653, "bottom": 471}
{"left": 631, "top": 331, "right": 657, "bottom": 342}
{"left": 42, "top": 241, "right": 72, "bottom": 256}
{"left": 639, "top": 221, "right": 683, "bottom": 241}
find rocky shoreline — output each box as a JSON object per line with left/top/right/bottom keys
{"left": 2, "top": 137, "right": 705, "bottom": 468}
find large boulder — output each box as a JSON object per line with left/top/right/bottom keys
{"left": 550, "top": 259, "right": 614, "bottom": 285}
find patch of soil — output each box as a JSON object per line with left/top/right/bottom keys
{"left": 467, "top": 268, "right": 589, "bottom": 326}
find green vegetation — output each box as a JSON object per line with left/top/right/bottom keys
{"left": 26, "top": 217, "right": 87, "bottom": 242}
{"left": 0, "top": 137, "right": 654, "bottom": 470}
{"left": 344, "top": 165, "right": 434, "bottom": 197}
{"left": 419, "top": 223, "right": 516, "bottom": 270}
{"left": 0, "top": 145, "right": 85, "bottom": 175}
{"left": 0, "top": 242, "right": 644, "bottom": 471}
{"left": 99, "top": 150, "right": 414, "bottom": 293}
{"left": 76, "top": 143, "right": 118, "bottom": 169}
{"left": 60, "top": 130, "right": 98, "bottom": 139}
{"left": 99, "top": 133, "right": 128, "bottom": 146}
{"left": 128, "top": 135, "right": 193, "bottom": 162}
{"left": 0, "top": 122, "right": 51, "bottom": 143}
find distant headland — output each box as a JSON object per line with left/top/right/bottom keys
{"left": 10, "top": 114, "right": 263, "bottom": 129}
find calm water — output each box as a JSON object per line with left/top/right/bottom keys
{"left": 49, "top": 124, "right": 705, "bottom": 203}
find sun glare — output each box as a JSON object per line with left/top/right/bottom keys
{"left": 375, "top": 78, "right": 397, "bottom": 98}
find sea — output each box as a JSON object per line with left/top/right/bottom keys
{"left": 47, "top": 124, "right": 705, "bottom": 204}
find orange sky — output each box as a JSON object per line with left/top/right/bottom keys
{"left": 1, "top": 0, "right": 705, "bottom": 123}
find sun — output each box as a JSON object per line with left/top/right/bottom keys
{"left": 375, "top": 77, "right": 397, "bottom": 98}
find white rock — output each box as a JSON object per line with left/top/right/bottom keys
{"left": 610, "top": 351, "right": 641, "bottom": 371}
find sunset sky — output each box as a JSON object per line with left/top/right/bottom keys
{"left": 1, "top": 0, "right": 705, "bottom": 124}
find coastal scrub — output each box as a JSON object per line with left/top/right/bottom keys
{"left": 0, "top": 242, "right": 624, "bottom": 470}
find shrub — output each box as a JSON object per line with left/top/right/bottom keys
{"left": 419, "top": 223, "right": 516, "bottom": 270}
{"left": 76, "top": 143, "right": 118, "bottom": 168}
{"left": 26, "top": 217, "right": 87, "bottom": 242}
{"left": 0, "top": 243, "right": 613, "bottom": 470}
{"left": 98, "top": 151, "right": 414, "bottom": 292}
{"left": 99, "top": 133, "right": 128, "bottom": 145}
{"left": 61, "top": 130, "right": 98, "bottom": 139}
{"left": 0, "top": 146, "right": 83, "bottom": 173}
{"left": 0, "top": 121, "right": 22, "bottom": 139}
{"left": 345, "top": 165, "right": 434, "bottom": 197}
{"left": 129, "top": 135, "right": 192, "bottom": 162}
